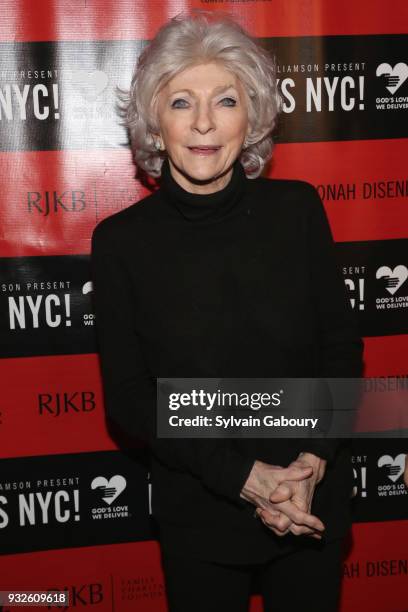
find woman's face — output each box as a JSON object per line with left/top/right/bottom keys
{"left": 155, "top": 61, "right": 250, "bottom": 194}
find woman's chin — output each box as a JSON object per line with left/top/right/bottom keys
{"left": 176, "top": 160, "right": 225, "bottom": 181}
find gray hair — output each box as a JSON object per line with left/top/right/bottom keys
{"left": 117, "top": 9, "right": 282, "bottom": 179}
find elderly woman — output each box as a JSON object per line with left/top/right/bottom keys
{"left": 91, "top": 10, "right": 363, "bottom": 612}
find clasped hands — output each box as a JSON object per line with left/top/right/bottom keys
{"left": 240, "top": 452, "right": 326, "bottom": 540}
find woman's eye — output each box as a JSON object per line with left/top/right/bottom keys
{"left": 171, "top": 97, "right": 237, "bottom": 109}
{"left": 220, "top": 97, "right": 237, "bottom": 106}
{"left": 171, "top": 98, "right": 189, "bottom": 108}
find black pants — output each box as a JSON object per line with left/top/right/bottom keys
{"left": 160, "top": 537, "right": 344, "bottom": 612}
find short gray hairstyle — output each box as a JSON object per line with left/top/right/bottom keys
{"left": 117, "top": 9, "right": 281, "bottom": 179}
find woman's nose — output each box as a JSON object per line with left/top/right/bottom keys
{"left": 191, "top": 102, "right": 215, "bottom": 133}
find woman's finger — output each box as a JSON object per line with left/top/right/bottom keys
{"left": 259, "top": 509, "right": 292, "bottom": 533}
{"left": 252, "top": 494, "right": 282, "bottom": 514}
{"left": 290, "top": 524, "right": 314, "bottom": 536}
{"left": 274, "top": 500, "right": 325, "bottom": 532}
{"left": 288, "top": 522, "right": 324, "bottom": 539}
{"left": 269, "top": 482, "right": 293, "bottom": 503}
{"left": 277, "top": 465, "right": 313, "bottom": 485}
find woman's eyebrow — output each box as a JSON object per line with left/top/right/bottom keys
{"left": 169, "top": 84, "right": 238, "bottom": 96}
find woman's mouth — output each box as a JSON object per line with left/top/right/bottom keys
{"left": 188, "top": 146, "right": 221, "bottom": 155}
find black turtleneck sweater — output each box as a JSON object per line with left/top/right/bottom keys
{"left": 90, "top": 157, "right": 364, "bottom": 563}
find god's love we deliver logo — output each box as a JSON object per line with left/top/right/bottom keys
{"left": 378, "top": 454, "right": 406, "bottom": 484}
{"left": 376, "top": 265, "right": 408, "bottom": 295}
{"left": 376, "top": 62, "right": 408, "bottom": 94}
{"left": 376, "top": 264, "right": 408, "bottom": 311}
{"left": 90, "top": 475, "right": 131, "bottom": 520}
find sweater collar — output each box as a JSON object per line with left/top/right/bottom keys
{"left": 158, "top": 156, "right": 247, "bottom": 224}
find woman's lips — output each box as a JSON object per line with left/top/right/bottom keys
{"left": 188, "top": 146, "right": 221, "bottom": 155}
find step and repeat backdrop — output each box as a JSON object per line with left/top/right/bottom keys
{"left": 0, "top": 1, "right": 407, "bottom": 611}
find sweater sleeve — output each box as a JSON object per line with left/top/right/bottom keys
{"left": 297, "top": 182, "right": 364, "bottom": 463}
{"left": 90, "top": 220, "right": 255, "bottom": 506}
